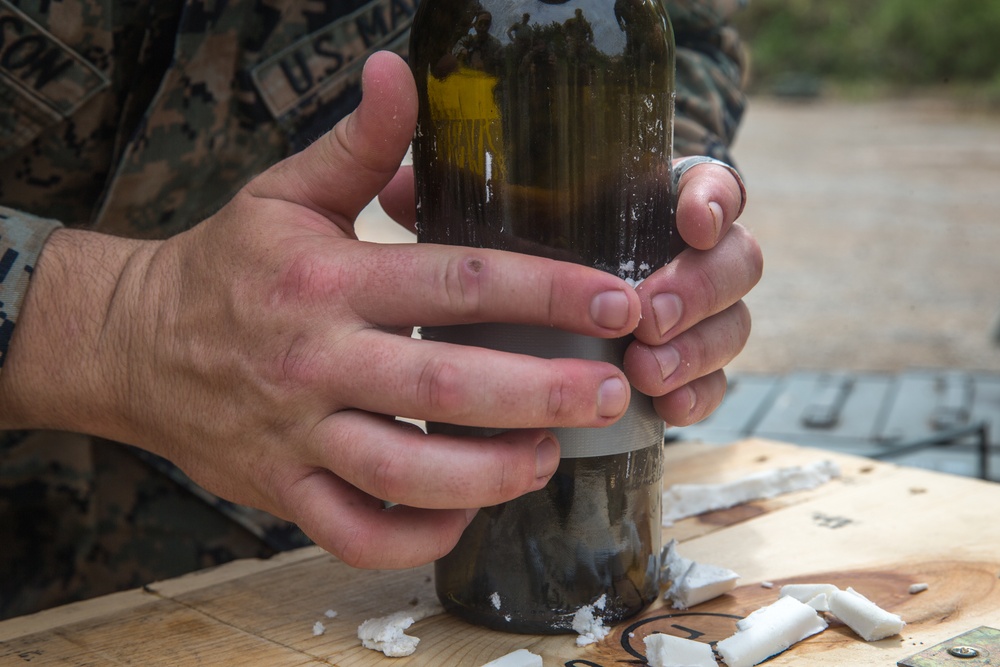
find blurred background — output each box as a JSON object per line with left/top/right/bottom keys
{"left": 357, "top": 1, "right": 1000, "bottom": 477}
{"left": 728, "top": 0, "right": 1000, "bottom": 376}
{"left": 685, "top": 0, "right": 1000, "bottom": 477}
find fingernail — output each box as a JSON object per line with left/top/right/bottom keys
{"left": 535, "top": 437, "right": 559, "bottom": 479}
{"left": 598, "top": 377, "right": 628, "bottom": 418}
{"left": 708, "top": 201, "right": 724, "bottom": 239}
{"left": 681, "top": 385, "right": 697, "bottom": 419}
{"left": 653, "top": 344, "right": 681, "bottom": 382}
{"left": 590, "top": 290, "right": 631, "bottom": 330}
{"left": 464, "top": 508, "right": 480, "bottom": 523}
{"left": 652, "top": 293, "right": 683, "bottom": 337}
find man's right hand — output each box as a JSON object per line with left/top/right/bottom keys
{"left": 0, "top": 52, "right": 644, "bottom": 569}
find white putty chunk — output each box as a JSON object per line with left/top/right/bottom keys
{"left": 357, "top": 600, "right": 442, "bottom": 658}
{"left": 644, "top": 633, "right": 716, "bottom": 667}
{"left": 490, "top": 592, "right": 502, "bottom": 610}
{"left": 662, "top": 539, "right": 739, "bottom": 609}
{"left": 572, "top": 595, "right": 610, "bottom": 646}
{"left": 908, "top": 583, "right": 929, "bottom": 594}
{"left": 312, "top": 621, "right": 326, "bottom": 636}
{"left": 324, "top": 609, "right": 338, "bottom": 618}
{"left": 479, "top": 648, "right": 543, "bottom": 667}
{"left": 357, "top": 612, "right": 419, "bottom": 657}
{"left": 782, "top": 583, "right": 905, "bottom": 641}
{"left": 827, "top": 587, "right": 905, "bottom": 641}
{"left": 780, "top": 583, "right": 840, "bottom": 612}
{"left": 715, "top": 596, "right": 828, "bottom": 667}
{"left": 663, "top": 460, "right": 841, "bottom": 525}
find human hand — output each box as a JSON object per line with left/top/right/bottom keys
{"left": 623, "top": 158, "right": 761, "bottom": 428}
{"left": 0, "top": 52, "right": 648, "bottom": 569}
{"left": 381, "top": 151, "right": 762, "bottom": 433}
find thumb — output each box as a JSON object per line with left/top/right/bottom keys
{"left": 248, "top": 51, "right": 417, "bottom": 226}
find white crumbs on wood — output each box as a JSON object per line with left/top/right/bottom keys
{"left": 357, "top": 612, "right": 419, "bottom": 657}
{"left": 662, "top": 539, "right": 739, "bottom": 609}
{"left": 572, "top": 594, "right": 610, "bottom": 646}
{"left": 357, "top": 599, "right": 443, "bottom": 658}
{"left": 662, "top": 460, "right": 841, "bottom": 526}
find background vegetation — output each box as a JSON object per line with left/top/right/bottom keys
{"left": 733, "top": 0, "right": 1000, "bottom": 100}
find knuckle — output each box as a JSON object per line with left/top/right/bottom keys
{"left": 368, "top": 451, "right": 407, "bottom": 503}
{"left": 546, "top": 377, "right": 567, "bottom": 422}
{"left": 490, "top": 451, "right": 532, "bottom": 500}
{"left": 275, "top": 333, "right": 320, "bottom": 388}
{"left": 541, "top": 271, "right": 558, "bottom": 325}
{"left": 279, "top": 251, "right": 345, "bottom": 304}
{"left": 330, "top": 522, "right": 376, "bottom": 568}
{"left": 693, "top": 263, "right": 724, "bottom": 314}
{"left": 488, "top": 459, "right": 514, "bottom": 500}
{"left": 544, "top": 368, "right": 578, "bottom": 423}
{"left": 674, "top": 331, "right": 709, "bottom": 383}
{"left": 417, "top": 356, "right": 465, "bottom": 416}
{"left": 438, "top": 254, "right": 486, "bottom": 318}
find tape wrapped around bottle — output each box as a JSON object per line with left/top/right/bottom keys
{"left": 421, "top": 323, "right": 664, "bottom": 458}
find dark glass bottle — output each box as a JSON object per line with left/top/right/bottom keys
{"left": 410, "top": 0, "right": 679, "bottom": 634}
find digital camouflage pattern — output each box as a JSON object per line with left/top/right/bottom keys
{"left": 0, "top": 0, "right": 747, "bottom": 619}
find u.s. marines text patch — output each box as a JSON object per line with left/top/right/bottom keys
{"left": 251, "top": 0, "right": 415, "bottom": 121}
{"left": 0, "top": 0, "right": 109, "bottom": 158}
{"left": 0, "top": 0, "right": 108, "bottom": 117}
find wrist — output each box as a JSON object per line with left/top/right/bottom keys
{"left": 0, "top": 228, "right": 160, "bottom": 440}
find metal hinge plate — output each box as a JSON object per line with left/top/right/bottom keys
{"left": 898, "top": 626, "right": 1000, "bottom": 666}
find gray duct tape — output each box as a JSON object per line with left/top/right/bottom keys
{"left": 422, "top": 323, "right": 664, "bottom": 458}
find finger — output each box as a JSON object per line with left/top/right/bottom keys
{"left": 247, "top": 51, "right": 417, "bottom": 227}
{"left": 285, "top": 469, "right": 475, "bottom": 568}
{"left": 656, "top": 369, "right": 729, "bottom": 428}
{"left": 330, "top": 329, "right": 631, "bottom": 427}
{"left": 314, "top": 412, "right": 559, "bottom": 508}
{"left": 378, "top": 164, "right": 417, "bottom": 232}
{"left": 624, "top": 300, "right": 751, "bottom": 397}
{"left": 633, "top": 223, "right": 761, "bottom": 344}
{"left": 337, "top": 239, "right": 641, "bottom": 337}
{"left": 675, "top": 161, "right": 747, "bottom": 250}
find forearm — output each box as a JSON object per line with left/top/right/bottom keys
{"left": 0, "top": 227, "right": 158, "bottom": 440}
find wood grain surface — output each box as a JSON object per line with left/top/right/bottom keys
{"left": 2, "top": 438, "right": 998, "bottom": 666}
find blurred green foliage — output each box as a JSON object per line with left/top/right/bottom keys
{"left": 734, "top": 0, "right": 1000, "bottom": 95}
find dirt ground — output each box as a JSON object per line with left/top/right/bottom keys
{"left": 356, "top": 95, "right": 1000, "bottom": 376}
{"left": 730, "top": 96, "right": 1000, "bottom": 375}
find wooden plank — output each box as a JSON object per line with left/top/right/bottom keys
{"left": 1, "top": 438, "right": 997, "bottom": 667}
{"left": 0, "top": 596, "right": 323, "bottom": 666}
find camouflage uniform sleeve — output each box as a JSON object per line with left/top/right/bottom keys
{"left": 666, "top": 0, "right": 749, "bottom": 166}
{"left": 0, "top": 206, "right": 64, "bottom": 373}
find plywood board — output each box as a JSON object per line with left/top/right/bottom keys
{"left": 1, "top": 439, "right": 997, "bottom": 667}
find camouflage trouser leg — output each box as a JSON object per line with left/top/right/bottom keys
{"left": 0, "top": 431, "right": 296, "bottom": 620}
